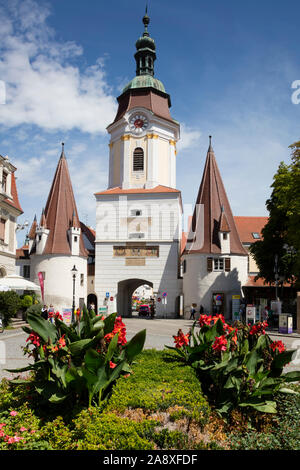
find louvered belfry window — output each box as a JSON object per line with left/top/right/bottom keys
{"left": 133, "top": 147, "right": 144, "bottom": 172}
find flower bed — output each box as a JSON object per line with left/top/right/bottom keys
{"left": 0, "top": 347, "right": 299, "bottom": 450}
{"left": 169, "top": 315, "right": 300, "bottom": 415}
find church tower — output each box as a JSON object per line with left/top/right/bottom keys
{"left": 106, "top": 11, "right": 179, "bottom": 191}
{"left": 95, "top": 11, "right": 182, "bottom": 317}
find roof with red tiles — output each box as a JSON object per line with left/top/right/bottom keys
{"left": 185, "top": 140, "right": 247, "bottom": 256}
{"left": 4, "top": 172, "right": 23, "bottom": 214}
{"left": 95, "top": 185, "right": 181, "bottom": 196}
{"left": 16, "top": 245, "right": 29, "bottom": 259}
{"left": 42, "top": 145, "right": 87, "bottom": 257}
{"left": 234, "top": 216, "right": 269, "bottom": 243}
{"left": 28, "top": 215, "right": 37, "bottom": 240}
{"left": 244, "top": 275, "right": 292, "bottom": 288}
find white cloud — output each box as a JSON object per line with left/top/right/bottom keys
{"left": 0, "top": 0, "right": 117, "bottom": 134}
{"left": 177, "top": 124, "right": 201, "bottom": 152}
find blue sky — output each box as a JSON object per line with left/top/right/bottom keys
{"left": 0, "top": 0, "right": 299, "bottom": 246}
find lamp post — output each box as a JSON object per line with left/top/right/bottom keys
{"left": 71, "top": 265, "right": 78, "bottom": 323}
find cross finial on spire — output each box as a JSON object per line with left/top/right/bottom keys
{"left": 60, "top": 142, "right": 66, "bottom": 159}
{"left": 143, "top": 2, "right": 150, "bottom": 35}
{"left": 208, "top": 135, "right": 213, "bottom": 152}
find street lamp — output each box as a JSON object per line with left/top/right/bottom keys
{"left": 71, "top": 265, "right": 78, "bottom": 323}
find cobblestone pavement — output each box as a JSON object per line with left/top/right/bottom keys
{"left": 0, "top": 318, "right": 299, "bottom": 380}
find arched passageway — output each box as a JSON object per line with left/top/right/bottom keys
{"left": 87, "top": 293, "right": 98, "bottom": 314}
{"left": 117, "top": 278, "right": 153, "bottom": 317}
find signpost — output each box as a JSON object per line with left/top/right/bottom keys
{"left": 246, "top": 305, "right": 256, "bottom": 326}
{"left": 98, "top": 306, "right": 108, "bottom": 316}
{"left": 232, "top": 295, "right": 241, "bottom": 321}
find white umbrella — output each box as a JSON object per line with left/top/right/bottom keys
{"left": 0, "top": 275, "right": 41, "bottom": 292}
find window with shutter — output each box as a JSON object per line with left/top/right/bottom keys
{"left": 133, "top": 147, "right": 144, "bottom": 172}
{"left": 225, "top": 258, "right": 231, "bottom": 272}
{"left": 207, "top": 257, "right": 213, "bottom": 272}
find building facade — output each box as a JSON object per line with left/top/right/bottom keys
{"left": 23, "top": 145, "right": 88, "bottom": 313}
{"left": 94, "top": 12, "right": 182, "bottom": 317}
{"left": 0, "top": 154, "right": 23, "bottom": 277}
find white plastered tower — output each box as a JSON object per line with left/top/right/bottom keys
{"left": 94, "top": 12, "right": 182, "bottom": 317}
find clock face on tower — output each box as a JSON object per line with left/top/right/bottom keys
{"left": 129, "top": 113, "right": 149, "bottom": 134}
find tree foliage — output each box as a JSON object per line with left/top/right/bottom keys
{"left": 250, "top": 141, "right": 300, "bottom": 288}
{"left": 0, "top": 291, "right": 22, "bottom": 327}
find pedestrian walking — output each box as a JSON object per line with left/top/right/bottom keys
{"left": 150, "top": 303, "right": 155, "bottom": 319}
{"left": 48, "top": 304, "right": 54, "bottom": 322}
{"left": 189, "top": 304, "right": 196, "bottom": 320}
{"left": 41, "top": 304, "right": 48, "bottom": 320}
{"left": 262, "top": 305, "right": 269, "bottom": 322}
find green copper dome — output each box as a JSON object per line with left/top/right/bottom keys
{"left": 122, "top": 74, "right": 166, "bottom": 94}
{"left": 135, "top": 34, "right": 156, "bottom": 52}
{"left": 121, "top": 11, "right": 168, "bottom": 97}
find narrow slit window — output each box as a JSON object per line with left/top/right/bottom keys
{"left": 133, "top": 147, "right": 144, "bottom": 172}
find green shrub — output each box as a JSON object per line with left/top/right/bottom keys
{"left": 152, "top": 428, "right": 188, "bottom": 450}
{"left": 72, "top": 410, "right": 156, "bottom": 450}
{"left": 0, "top": 291, "right": 22, "bottom": 327}
{"left": 106, "top": 349, "right": 210, "bottom": 424}
{"left": 21, "top": 295, "right": 33, "bottom": 310}
{"left": 228, "top": 386, "right": 300, "bottom": 450}
{"left": 39, "top": 417, "right": 74, "bottom": 450}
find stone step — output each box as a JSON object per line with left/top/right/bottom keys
{"left": 10, "top": 318, "right": 29, "bottom": 329}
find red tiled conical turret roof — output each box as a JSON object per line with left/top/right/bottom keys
{"left": 42, "top": 144, "right": 87, "bottom": 256}
{"left": 186, "top": 138, "right": 247, "bottom": 256}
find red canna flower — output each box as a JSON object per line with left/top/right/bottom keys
{"left": 212, "top": 335, "right": 228, "bottom": 352}
{"left": 249, "top": 321, "right": 268, "bottom": 336}
{"left": 212, "top": 314, "right": 226, "bottom": 324}
{"left": 270, "top": 340, "right": 286, "bottom": 353}
{"left": 26, "top": 332, "right": 41, "bottom": 347}
{"left": 199, "top": 315, "right": 212, "bottom": 328}
{"left": 105, "top": 317, "right": 127, "bottom": 346}
{"left": 109, "top": 361, "right": 117, "bottom": 369}
{"left": 57, "top": 335, "right": 66, "bottom": 348}
{"left": 173, "top": 329, "right": 190, "bottom": 348}
{"left": 55, "top": 311, "right": 63, "bottom": 321}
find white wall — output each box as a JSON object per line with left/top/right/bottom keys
{"left": 30, "top": 254, "right": 87, "bottom": 313}
{"left": 95, "top": 192, "right": 182, "bottom": 317}
{"left": 182, "top": 253, "right": 248, "bottom": 319}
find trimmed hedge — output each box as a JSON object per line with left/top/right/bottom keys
{"left": 106, "top": 349, "right": 210, "bottom": 421}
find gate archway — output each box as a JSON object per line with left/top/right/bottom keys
{"left": 87, "top": 293, "right": 98, "bottom": 314}
{"left": 117, "top": 278, "right": 153, "bottom": 317}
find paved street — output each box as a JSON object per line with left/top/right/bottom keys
{"left": 0, "top": 318, "right": 300, "bottom": 380}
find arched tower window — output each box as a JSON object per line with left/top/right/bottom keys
{"left": 133, "top": 147, "right": 144, "bottom": 172}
